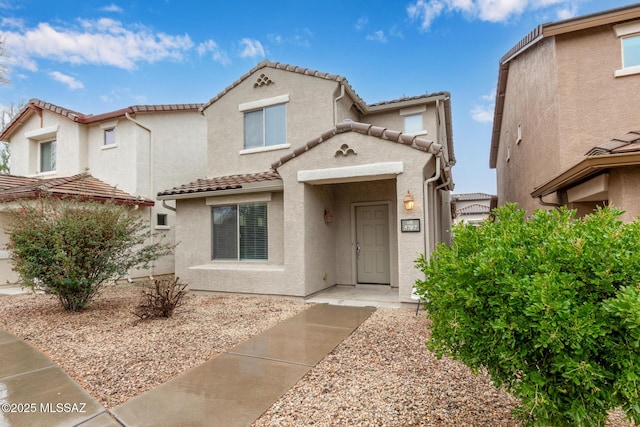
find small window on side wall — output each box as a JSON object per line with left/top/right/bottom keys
{"left": 104, "top": 128, "right": 116, "bottom": 146}
{"left": 156, "top": 213, "right": 168, "bottom": 228}
{"left": 40, "top": 140, "right": 56, "bottom": 173}
{"left": 622, "top": 35, "right": 640, "bottom": 68}
{"left": 404, "top": 113, "right": 423, "bottom": 134}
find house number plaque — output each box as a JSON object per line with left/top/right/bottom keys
{"left": 401, "top": 219, "right": 420, "bottom": 232}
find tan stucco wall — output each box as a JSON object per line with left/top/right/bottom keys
{"left": 174, "top": 192, "right": 289, "bottom": 295}
{"left": 496, "top": 37, "right": 560, "bottom": 214}
{"left": 607, "top": 166, "right": 640, "bottom": 222}
{"left": 205, "top": 68, "right": 345, "bottom": 177}
{"left": 496, "top": 24, "right": 640, "bottom": 214}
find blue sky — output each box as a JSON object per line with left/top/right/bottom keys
{"left": 0, "top": 0, "right": 636, "bottom": 194}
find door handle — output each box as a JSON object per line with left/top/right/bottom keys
{"left": 356, "top": 243, "right": 361, "bottom": 259}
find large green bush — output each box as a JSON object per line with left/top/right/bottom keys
{"left": 6, "top": 197, "right": 173, "bottom": 311}
{"left": 415, "top": 204, "right": 640, "bottom": 426}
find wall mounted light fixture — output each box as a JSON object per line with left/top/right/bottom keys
{"left": 403, "top": 191, "right": 415, "bottom": 211}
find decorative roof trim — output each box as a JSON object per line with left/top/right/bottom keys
{"left": 270, "top": 121, "right": 442, "bottom": 170}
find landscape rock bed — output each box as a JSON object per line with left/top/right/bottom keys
{"left": 0, "top": 284, "right": 635, "bottom": 426}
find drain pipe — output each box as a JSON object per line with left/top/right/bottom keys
{"left": 333, "top": 84, "right": 346, "bottom": 126}
{"left": 125, "top": 112, "right": 155, "bottom": 280}
{"left": 423, "top": 153, "right": 442, "bottom": 257}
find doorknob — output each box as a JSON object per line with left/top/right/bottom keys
{"left": 356, "top": 242, "right": 361, "bottom": 259}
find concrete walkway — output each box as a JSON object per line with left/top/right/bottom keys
{"left": 0, "top": 303, "right": 375, "bottom": 427}
{"left": 0, "top": 330, "right": 118, "bottom": 426}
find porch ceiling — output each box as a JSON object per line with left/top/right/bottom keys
{"left": 297, "top": 161, "right": 404, "bottom": 185}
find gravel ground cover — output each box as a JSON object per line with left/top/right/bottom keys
{"left": 0, "top": 283, "right": 636, "bottom": 426}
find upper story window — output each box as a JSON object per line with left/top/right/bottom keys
{"left": 622, "top": 36, "right": 640, "bottom": 68}
{"left": 40, "top": 140, "right": 56, "bottom": 173}
{"left": 244, "top": 104, "right": 286, "bottom": 149}
{"left": 104, "top": 127, "right": 116, "bottom": 146}
{"left": 400, "top": 105, "right": 427, "bottom": 136}
{"left": 404, "top": 114, "right": 423, "bottom": 133}
{"left": 239, "top": 94, "right": 289, "bottom": 153}
{"left": 614, "top": 21, "right": 640, "bottom": 77}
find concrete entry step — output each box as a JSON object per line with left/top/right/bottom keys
{"left": 112, "top": 304, "right": 376, "bottom": 427}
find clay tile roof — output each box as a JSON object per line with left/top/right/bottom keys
{"left": 158, "top": 171, "right": 282, "bottom": 197}
{"left": 1, "top": 99, "right": 204, "bottom": 141}
{"left": 457, "top": 203, "right": 491, "bottom": 215}
{"left": 585, "top": 130, "right": 640, "bottom": 156}
{"left": 452, "top": 192, "right": 495, "bottom": 201}
{"left": 200, "top": 60, "right": 365, "bottom": 113}
{"left": 0, "top": 173, "right": 154, "bottom": 206}
{"left": 270, "top": 121, "right": 442, "bottom": 170}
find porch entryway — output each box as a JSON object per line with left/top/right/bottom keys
{"left": 305, "top": 284, "right": 401, "bottom": 308}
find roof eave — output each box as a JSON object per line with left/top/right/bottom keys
{"left": 530, "top": 152, "right": 640, "bottom": 198}
{"left": 158, "top": 180, "right": 284, "bottom": 200}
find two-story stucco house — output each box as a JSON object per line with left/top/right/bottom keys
{"left": 0, "top": 100, "right": 206, "bottom": 281}
{"left": 159, "top": 61, "right": 455, "bottom": 303}
{"left": 451, "top": 193, "right": 495, "bottom": 225}
{"left": 490, "top": 4, "right": 640, "bottom": 221}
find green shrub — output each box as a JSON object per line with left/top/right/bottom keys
{"left": 133, "top": 277, "right": 188, "bottom": 319}
{"left": 414, "top": 204, "right": 640, "bottom": 427}
{"left": 6, "top": 197, "right": 173, "bottom": 311}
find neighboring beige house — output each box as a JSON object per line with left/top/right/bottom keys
{"left": 0, "top": 100, "right": 207, "bottom": 281}
{"left": 490, "top": 4, "right": 640, "bottom": 221}
{"left": 159, "top": 60, "right": 455, "bottom": 303}
{"left": 451, "top": 193, "right": 495, "bottom": 225}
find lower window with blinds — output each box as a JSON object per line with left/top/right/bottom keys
{"left": 211, "top": 203, "right": 268, "bottom": 260}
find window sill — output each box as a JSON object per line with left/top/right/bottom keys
{"left": 101, "top": 144, "right": 118, "bottom": 150}
{"left": 155, "top": 225, "right": 170, "bottom": 231}
{"left": 404, "top": 130, "right": 428, "bottom": 137}
{"left": 615, "top": 66, "right": 640, "bottom": 77}
{"left": 240, "top": 143, "right": 290, "bottom": 155}
{"left": 35, "top": 171, "right": 57, "bottom": 177}
{"left": 192, "top": 262, "right": 282, "bottom": 271}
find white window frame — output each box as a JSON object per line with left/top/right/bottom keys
{"left": 211, "top": 203, "right": 268, "bottom": 261}
{"left": 400, "top": 105, "right": 427, "bottom": 136}
{"left": 100, "top": 121, "right": 118, "bottom": 149}
{"left": 614, "top": 21, "right": 640, "bottom": 77}
{"left": 156, "top": 213, "right": 169, "bottom": 230}
{"left": 239, "top": 95, "right": 289, "bottom": 154}
{"left": 39, "top": 140, "right": 57, "bottom": 174}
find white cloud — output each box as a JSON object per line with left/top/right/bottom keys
{"left": 355, "top": 17, "right": 368, "bottom": 31}
{"left": 267, "top": 29, "right": 313, "bottom": 48}
{"left": 2, "top": 18, "right": 194, "bottom": 71}
{"left": 408, "top": 0, "right": 579, "bottom": 30}
{"left": 49, "top": 71, "right": 84, "bottom": 90}
{"left": 197, "top": 39, "right": 230, "bottom": 65}
{"left": 101, "top": 4, "right": 123, "bottom": 13}
{"left": 471, "top": 90, "right": 495, "bottom": 123}
{"left": 238, "top": 38, "right": 265, "bottom": 59}
{"left": 366, "top": 30, "right": 388, "bottom": 43}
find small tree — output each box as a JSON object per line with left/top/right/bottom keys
{"left": 6, "top": 196, "right": 174, "bottom": 311}
{"left": 415, "top": 204, "right": 640, "bottom": 427}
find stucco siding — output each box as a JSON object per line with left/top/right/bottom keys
{"left": 497, "top": 37, "right": 560, "bottom": 213}
{"left": 205, "top": 68, "right": 342, "bottom": 177}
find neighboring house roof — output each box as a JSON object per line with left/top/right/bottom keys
{"left": 0, "top": 99, "right": 204, "bottom": 142}
{"left": 200, "top": 60, "right": 455, "bottom": 164}
{"left": 0, "top": 173, "right": 154, "bottom": 206}
{"left": 489, "top": 4, "right": 640, "bottom": 168}
{"left": 456, "top": 203, "right": 491, "bottom": 215}
{"left": 158, "top": 171, "right": 282, "bottom": 199}
{"left": 270, "top": 121, "right": 442, "bottom": 170}
{"left": 531, "top": 129, "right": 640, "bottom": 198}
{"left": 452, "top": 192, "right": 494, "bottom": 201}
